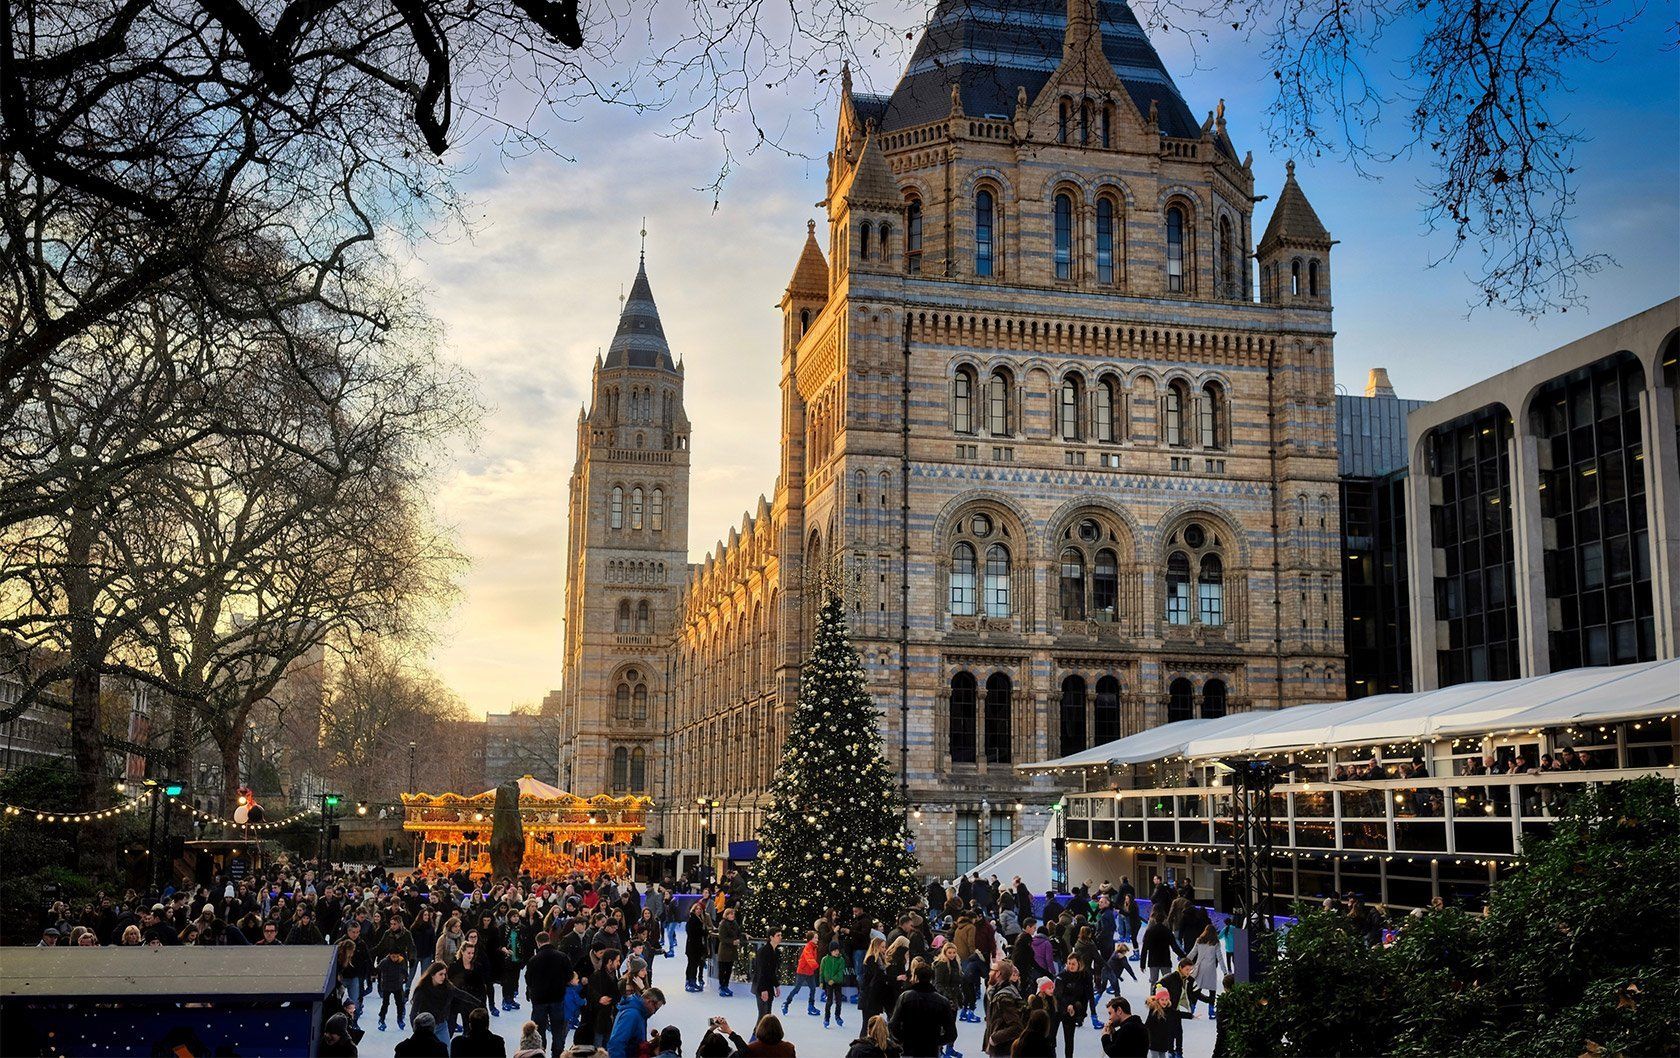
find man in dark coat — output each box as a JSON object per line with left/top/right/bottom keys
{"left": 524, "top": 931, "right": 572, "bottom": 1051}
{"left": 888, "top": 962, "right": 958, "bottom": 1058}
{"left": 1011, "top": 918, "right": 1043, "bottom": 993}
{"left": 1042, "top": 890, "right": 1064, "bottom": 924}
{"left": 1141, "top": 914, "right": 1183, "bottom": 989}
{"left": 450, "top": 1006, "right": 506, "bottom": 1057}
{"left": 1094, "top": 895, "right": 1119, "bottom": 961}
{"left": 847, "top": 906, "right": 873, "bottom": 995}
{"left": 1099, "top": 996, "right": 1148, "bottom": 1057}
{"left": 750, "top": 930, "right": 783, "bottom": 1027}
{"left": 394, "top": 1013, "right": 449, "bottom": 1057}
{"left": 683, "top": 901, "right": 711, "bottom": 992}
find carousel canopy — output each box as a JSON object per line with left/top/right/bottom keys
{"left": 402, "top": 774, "right": 651, "bottom": 807}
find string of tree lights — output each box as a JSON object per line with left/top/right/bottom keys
{"left": 1064, "top": 840, "right": 1513, "bottom": 868}
{"left": 0, "top": 791, "right": 321, "bottom": 830}
{"left": 0, "top": 792, "right": 149, "bottom": 824}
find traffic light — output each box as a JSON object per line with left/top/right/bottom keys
{"left": 163, "top": 783, "right": 184, "bottom": 797}
{"left": 324, "top": 794, "right": 341, "bottom": 808}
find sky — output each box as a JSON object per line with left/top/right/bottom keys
{"left": 408, "top": 0, "right": 1680, "bottom": 714}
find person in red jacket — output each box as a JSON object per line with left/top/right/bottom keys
{"left": 782, "top": 930, "right": 822, "bottom": 1017}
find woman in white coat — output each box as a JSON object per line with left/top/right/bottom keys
{"left": 1188, "top": 923, "right": 1223, "bottom": 1019}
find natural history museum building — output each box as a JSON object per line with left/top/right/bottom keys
{"left": 559, "top": 0, "right": 1350, "bottom": 874}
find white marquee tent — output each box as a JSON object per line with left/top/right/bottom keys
{"left": 1019, "top": 658, "right": 1680, "bottom": 772}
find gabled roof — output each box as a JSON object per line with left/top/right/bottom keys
{"left": 1259, "top": 160, "right": 1331, "bottom": 249}
{"left": 786, "top": 221, "right": 830, "bottom": 297}
{"left": 604, "top": 256, "right": 676, "bottom": 371}
{"left": 873, "top": 0, "right": 1201, "bottom": 140}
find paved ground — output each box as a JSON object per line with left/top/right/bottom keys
{"left": 357, "top": 954, "right": 1219, "bottom": 1057}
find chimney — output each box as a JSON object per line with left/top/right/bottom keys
{"left": 1365, "top": 367, "right": 1396, "bottom": 399}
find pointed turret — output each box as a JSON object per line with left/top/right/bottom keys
{"left": 781, "top": 220, "right": 831, "bottom": 351}
{"left": 604, "top": 255, "right": 677, "bottom": 371}
{"left": 1260, "top": 160, "right": 1332, "bottom": 248}
{"left": 786, "top": 220, "right": 829, "bottom": 297}
{"left": 1258, "top": 161, "right": 1334, "bottom": 307}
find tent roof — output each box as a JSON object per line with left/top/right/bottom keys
{"left": 1020, "top": 659, "right": 1680, "bottom": 771}
{"left": 486, "top": 774, "right": 569, "bottom": 799}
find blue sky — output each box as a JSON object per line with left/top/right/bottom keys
{"left": 411, "top": 0, "right": 1679, "bottom": 712}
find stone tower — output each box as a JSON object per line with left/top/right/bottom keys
{"left": 559, "top": 250, "right": 690, "bottom": 809}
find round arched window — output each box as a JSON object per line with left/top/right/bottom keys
{"left": 971, "top": 513, "right": 994, "bottom": 538}
{"left": 1184, "top": 523, "right": 1207, "bottom": 549}
{"left": 1078, "top": 518, "right": 1101, "bottom": 543}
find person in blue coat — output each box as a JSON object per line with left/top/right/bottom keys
{"left": 606, "top": 987, "right": 666, "bottom": 1058}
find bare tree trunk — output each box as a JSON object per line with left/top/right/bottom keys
{"left": 70, "top": 667, "right": 104, "bottom": 807}
{"left": 219, "top": 731, "right": 243, "bottom": 817}
{"left": 64, "top": 506, "right": 104, "bottom": 810}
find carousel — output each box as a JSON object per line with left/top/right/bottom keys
{"left": 401, "top": 775, "right": 651, "bottom": 878}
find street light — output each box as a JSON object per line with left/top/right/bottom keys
{"left": 694, "top": 797, "right": 720, "bottom": 878}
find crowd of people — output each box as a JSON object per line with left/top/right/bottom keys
{"left": 28, "top": 860, "right": 1241, "bottom": 1058}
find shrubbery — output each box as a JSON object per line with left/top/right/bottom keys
{"left": 1221, "top": 777, "right": 1679, "bottom": 1058}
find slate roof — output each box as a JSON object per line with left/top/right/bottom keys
{"left": 1259, "top": 161, "right": 1332, "bottom": 248}
{"left": 604, "top": 257, "right": 676, "bottom": 371}
{"left": 873, "top": 0, "right": 1203, "bottom": 141}
{"left": 839, "top": 130, "right": 902, "bottom": 206}
{"left": 786, "top": 220, "right": 829, "bottom": 296}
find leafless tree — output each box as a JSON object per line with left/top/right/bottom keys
{"left": 121, "top": 340, "right": 467, "bottom": 810}
{"left": 0, "top": 278, "right": 473, "bottom": 807}
{"left": 321, "top": 639, "right": 470, "bottom": 801}
{"left": 1136, "top": 0, "right": 1641, "bottom": 313}
{"left": 0, "top": 0, "right": 900, "bottom": 397}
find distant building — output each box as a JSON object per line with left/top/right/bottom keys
{"left": 1338, "top": 368, "right": 1429, "bottom": 699}
{"left": 1405, "top": 300, "right": 1680, "bottom": 688}
{"left": 0, "top": 668, "right": 154, "bottom": 785}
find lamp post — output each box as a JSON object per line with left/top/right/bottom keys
{"left": 408, "top": 742, "right": 419, "bottom": 866}
{"left": 696, "top": 797, "right": 719, "bottom": 882}
{"left": 319, "top": 792, "right": 342, "bottom": 864}
{"left": 144, "top": 779, "right": 160, "bottom": 892}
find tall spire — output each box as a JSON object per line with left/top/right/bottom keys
{"left": 604, "top": 252, "right": 676, "bottom": 371}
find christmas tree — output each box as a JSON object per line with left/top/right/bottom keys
{"left": 743, "top": 591, "right": 922, "bottom": 937}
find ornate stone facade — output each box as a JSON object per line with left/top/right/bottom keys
{"left": 562, "top": 0, "right": 1347, "bottom": 875}
{"left": 558, "top": 256, "right": 691, "bottom": 800}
